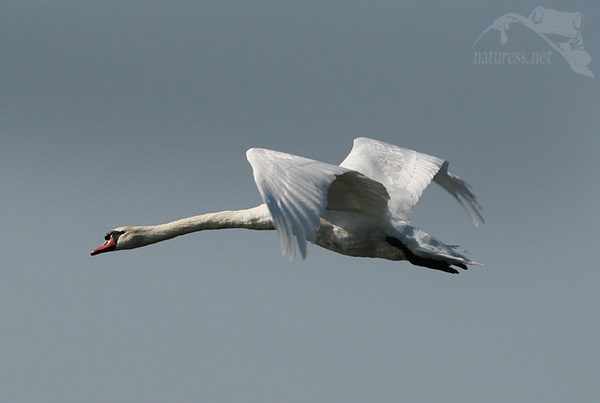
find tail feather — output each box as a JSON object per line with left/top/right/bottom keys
{"left": 386, "top": 236, "right": 463, "bottom": 274}
{"left": 389, "top": 221, "right": 482, "bottom": 274}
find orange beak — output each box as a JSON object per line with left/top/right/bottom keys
{"left": 91, "top": 235, "right": 116, "bottom": 256}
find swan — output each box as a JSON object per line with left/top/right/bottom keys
{"left": 91, "top": 138, "right": 483, "bottom": 274}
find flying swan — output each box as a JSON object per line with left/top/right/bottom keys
{"left": 92, "top": 138, "right": 483, "bottom": 273}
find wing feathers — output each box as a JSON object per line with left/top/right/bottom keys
{"left": 340, "top": 137, "right": 445, "bottom": 219}
{"left": 433, "top": 161, "right": 484, "bottom": 226}
{"left": 341, "top": 137, "right": 483, "bottom": 226}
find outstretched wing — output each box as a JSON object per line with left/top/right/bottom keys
{"left": 340, "top": 137, "right": 483, "bottom": 225}
{"left": 340, "top": 138, "right": 442, "bottom": 219}
{"left": 247, "top": 148, "right": 389, "bottom": 260}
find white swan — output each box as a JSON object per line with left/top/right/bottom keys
{"left": 92, "top": 138, "right": 483, "bottom": 274}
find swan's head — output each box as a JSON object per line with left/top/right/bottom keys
{"left": 91, "top": 227, "right": 147, "bottom": 256}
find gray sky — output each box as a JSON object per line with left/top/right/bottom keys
{"left": 2, "top": 1, "right": 599, "bottom": 402}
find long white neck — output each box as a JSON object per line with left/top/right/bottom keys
{"left": 124, "top": 204, "right": 274, "bottom": 249}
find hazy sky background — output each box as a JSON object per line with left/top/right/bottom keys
{"left": 2, "top": 1, "right": 599, "bottom": 402}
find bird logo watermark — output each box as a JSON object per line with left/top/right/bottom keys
{"left": 473, "top": 6, "right": 593, "bottom": 78}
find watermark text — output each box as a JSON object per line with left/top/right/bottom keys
{"left": 473, "top": 50, "right": 552, "bottom": 65}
